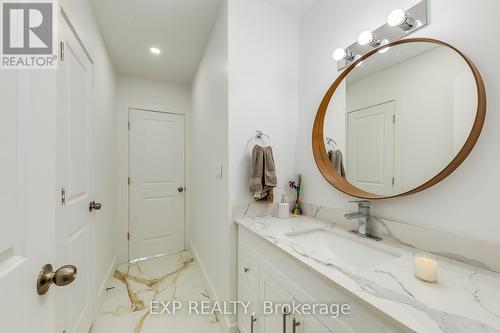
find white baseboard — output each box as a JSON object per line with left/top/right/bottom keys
{"left": 188, "top": 241, "right": 239, "bottom": 333}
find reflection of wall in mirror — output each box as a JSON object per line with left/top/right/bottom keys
{"left": 345, "top": 46, "right": 476, "bottom": 193}
{"left": 324, "top": 80, "right": 346, "bottom": 165}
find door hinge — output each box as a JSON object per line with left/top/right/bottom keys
{"left": 128, "top": 177, "right": 131, "bottom": 185}
{"left": 61, "top": 187, "right": 66, "bottom": 206}
{"left": 128, "top": 121, "right": 130, "bottom": 130}
{"left": 59, "top": 41, "right": 65, "bottom": 61}
{"left": 127, "top": 232, "right": 130, "bottom": 241}
{"left": 392, "top": 177, "right": 395, "bottom": 186}
{"left": 393, "top": 114, "right": 396, "bottom": 124}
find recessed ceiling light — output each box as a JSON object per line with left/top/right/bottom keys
{"left": 150, "top": 47, "right": 161, "bottom": 55}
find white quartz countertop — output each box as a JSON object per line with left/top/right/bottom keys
{"left": 235, "top": 215, "right": 500, "bottom": 333}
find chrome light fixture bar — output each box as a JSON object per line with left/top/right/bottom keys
{"left": 334, "top": 0, "right": 428, "bottom": 71}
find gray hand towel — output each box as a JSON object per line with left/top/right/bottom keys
{"left": 329, "top": 149, "right": 346, "bottom": 177}
{"left": 250, "top": 145, "right": 277, "bottom": 201}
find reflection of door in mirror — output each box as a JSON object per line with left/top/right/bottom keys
{"left": 347, "top": 102, "right": 395, "bottom": 196}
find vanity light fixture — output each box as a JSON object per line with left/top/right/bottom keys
{"left": 387, "top": 9, "right": 416, "bottom": 31}
{"left": 357, "top": 30, "right": 382, "bottom": 47}
{"left": 331, "top": 0, "right": 427, "bottom": 70}
{"left": 332, "top": 48, "right": 356, "bottom": 61}
{"left": 150, "top": 47, "right": 161, "bottom": 55}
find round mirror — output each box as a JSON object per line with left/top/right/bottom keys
{"left": 313, "top": 38, "right": 486, "bottom": 199}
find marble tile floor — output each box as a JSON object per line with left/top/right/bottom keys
{"left": 91, "top": 251, "right": 223, "bottom": 333}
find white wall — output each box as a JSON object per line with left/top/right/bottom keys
{"left": 188, "top": 0, "right": 231, "bottom": 328}
{"left": 59, "top": 0, "right": 118, "bottom": 310}
{"left": 228, "top": 0, "right": 300, "bottom": 205}
{"left": 115, "top": 74, "right": 190, "bottom": 263}
{"left": 116, "top": 74, "right": 191, "bottom": 112}
{"left": 298, "top": 0, "right": 500, "bottom": 243}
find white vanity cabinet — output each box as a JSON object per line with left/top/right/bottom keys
{"left": 237, "top": 225, "right": 411, "bottom": 333}
{"left": 239, "top": 245, "right": 331, "bottom": 333}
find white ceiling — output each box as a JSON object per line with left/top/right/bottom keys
{"left": 89, "top": 0, "right": 223, "bottom": 85}
{"left": 260, "top": 0, "right": 319, "bottom": 15}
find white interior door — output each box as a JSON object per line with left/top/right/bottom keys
{"left": 0, "top": 72, "right": 56, "bottom": 332}
{"left": 129, "top": 109, "right": 185, "bottom": 260}
{"left": 55, "top": 17, "right": 94, "bottom": 333}
{"left": 347, "top": 101, "right": 395, "bottom": 196}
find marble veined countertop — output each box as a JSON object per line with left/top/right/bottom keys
{"left": 235, "top": 215, "right": 500, "bottom": 333}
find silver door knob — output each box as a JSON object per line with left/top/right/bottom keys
{"left": 37, "top": 264, "right": 77, "bottom": 295}
{"left": 89, "top": 201, "right": 102, "bottom": 212}
{"left": 178, "top": 187, "right": 184, "bottom": 193}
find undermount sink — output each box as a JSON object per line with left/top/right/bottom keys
{"left": 285, "top": 227, "right": 401, "bottom": 270}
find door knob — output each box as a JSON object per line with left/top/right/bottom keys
{"left": 89, "top": 201, "right": 102, "bottom": 212}
{"left": 37, "top": 264, "right": 77, "bottom": 295}
{"left": 178, "top": 186, "right": 184, "bottom": 193}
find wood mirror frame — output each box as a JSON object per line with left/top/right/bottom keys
{"left": 312, "top": 38, "right": 486, "bottom": 200}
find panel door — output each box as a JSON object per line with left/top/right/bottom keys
{"left": 347, "top": 101, "right": 395, "bottom": 195}
{"left": 129, "top": 109, "right": 185, "bottom": 260}
{"left": 0, "top": 68, "right": 55, "bottom": 332}
{"left": 56, "top": 16, "right": 94, "bottom": 333}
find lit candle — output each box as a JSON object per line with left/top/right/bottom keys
{"left": 414, "top": 253, "right": 438, "bottom": 283}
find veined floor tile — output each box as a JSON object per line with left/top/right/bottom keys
{"left": 91, "top": 251, "right": 223, "bottom": 333}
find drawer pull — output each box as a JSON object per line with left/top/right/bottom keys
{"left": 251, "top": 314, "right": 257, "bottom": 333}
{"left": 243, "top": 267, "right": 250, "bottom": 273}
{"left": 292, "top": 317, "right": 301, "bottom": 333}
{"left": 283, "top": 310, "right": 290, "bottom": 333}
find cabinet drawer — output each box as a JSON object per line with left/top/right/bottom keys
{"left": 239, "top": 245, "right": 259, "bottom": 289}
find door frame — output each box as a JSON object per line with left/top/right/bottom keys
{"left": 126, "top": 106, "right": 187, "bottom": 262}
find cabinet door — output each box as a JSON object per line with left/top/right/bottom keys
{"left": 239, "top": 279, "right": 259, "bottom": 333}
{"left": 294, "top": 314, "right": 332, "bottom": 333}
{"left": 260, "top": 270, "right": 294, "bottom": 333}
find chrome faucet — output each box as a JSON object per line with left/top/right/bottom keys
{"left": 344, "top": 201, "right": 381, "bottom": 241}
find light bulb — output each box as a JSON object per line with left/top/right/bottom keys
{"left": 358, "top": 31, "right": 374, "bottom": 46}
{"left": 387, "top": 9, "right": 406, "bottom": 26}
{"left": 332, "top": 48, "right": 347, "bottom": 61}
{"left": 387, "top": 9, "right": 415, "bottom": 31}
{"left": 150, "top": 47, "right": 161, "bottom": 55}
{"left": 332, "top": 48, "right": 355, "bottom": 61}
{"left": 358, "top": 31, "right": 382, "bottom": 47}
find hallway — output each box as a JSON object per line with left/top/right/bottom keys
{"left": 91, "top": 252, "right": 223, "bottom": 333}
